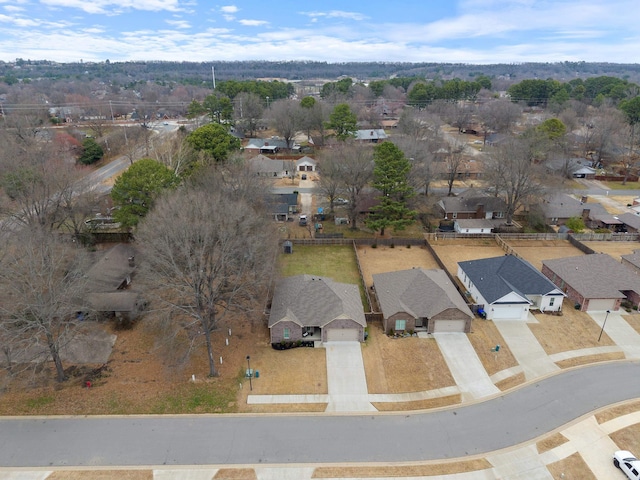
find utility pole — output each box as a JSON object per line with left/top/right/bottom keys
{"left": 212, "top": 66, "right": 216, "bottom": 90}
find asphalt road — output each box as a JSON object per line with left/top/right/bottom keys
{"left": 1, "top": 361, "right": 639, "bottom": 467}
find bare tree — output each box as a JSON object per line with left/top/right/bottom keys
{"left": 136, "top": 184, "right": 278, "bottom": 377}
{"left": 233, "top": 92, "right": 264, "bottom": 137}
{"left": 152, "top": 130, "right": 196, "bottom": 177}
{"left": 478, "top": 99, "right": 522, "bottom": 138}
{"left": 444, "top": 142, "right": 466, "bottom": 196}
{"left": 269, "top": 99, "right": 301, "bottom": 149}
{"left": 0, "top": 227, "right": 89, "bottom": 382}
{"left": 483, "top": 138, "right": 547, "bottom": 225}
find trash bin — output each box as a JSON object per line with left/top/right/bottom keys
{"left": 255, "top": 371, "right": 260, "bottom": 378}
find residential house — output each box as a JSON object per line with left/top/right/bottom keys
{"left": 542, "top": 254, "right": 640, "bottom": 311}
{"left": 354, "top": 129, "right": 388, "bottom": 143}
{"left": 437, "top": 189, "right": 507, "bottom": 220}
{"left": 458, "top": 255, "right": 566, "bottom": 320}
{"left": 268, "top": 275, "right": 366, "bottom": 343}
{"left": 546, "top": 157, "right": 597, "bottom": 179}
{"left": 247, "top": 154, "right": 295, "bottom": 178}
{"left": 454, "top": 219, "right": 495, "bottom": 234}
{"left": 84, "top": 244, "right": 146, "bottom": 323}
{"left": 534, "top": 193, "right": 607, "bottom": 227}
{"left": 617, "top": 212, "right": 640, "bottom": 233}
{"left": 621, "top": 250, "right": 640, "bottom": 274}
{"left": 373, "top": 268, "right": 473, "bottom": 333}
{"left": 265, "top": 193, "right": 298, "bottom": 221}
{"left": 296, "top": 156, "right": 317, "bottom": 172}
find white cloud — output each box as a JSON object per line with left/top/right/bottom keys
{"left": 238, "top": 19, "right": 267, "bottom": 27}
{"left": 39, "top": 0, "right": 183, "bottom": 14}
{"left": 165, "top": 19, "right": 190, "bottom": 29}
{"left": 220, "top": 5, "right": 238, "bottom": 13}
{"left": 3, "top": 5, "right": 25, "bottom": 13}
{"left": 300, "top": 10, "right": 368, "bottom": 21}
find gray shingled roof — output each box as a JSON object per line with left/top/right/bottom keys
{"left": 269, "top": 275, "right": 366, "bottom": 328}
{"left": 618, "top": 212, "right": 640, "bottom": 231}
{"left": 85, "top": 244, "right": 136, "bottom": 292}
{"left": 540, "top": 193, "right": 607, "bottom": 220}
{"left": 439, "top": 192, "right": 507, "bottom": 215}
{"left": 621, "top": 250, "right": 640, "bottom": 269}
{"left": 458, "top": 255, "right": 562, "bottom": 304}
{"left": 543, "top": 254, "right": 640, "bottom": 299}
{"left": 373, "top": 268, "right": 472, "bottom": 320}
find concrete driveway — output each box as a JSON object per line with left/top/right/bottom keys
{"left": 323, "top": 341, "right": 375, "bottom": 412}
{"left": 590, "top": 310, "right": 640, "bottom": 359}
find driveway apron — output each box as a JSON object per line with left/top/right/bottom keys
{"left": 323, "top": 341, "right": 376, "bottom": 412}
{"left": 492, "top": 319, "right": 559, "bottom": 380}
{"left": 433, "top": 333, "right": 500, "bottom": 401}
{"left": 589, "top": 311, "right": 640, "bottom": 359}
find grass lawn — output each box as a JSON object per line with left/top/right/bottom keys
{"left": 603, "top": 181, "right": 640, "bottom": 190}
{"left": 277, "top": 245, "right": 368, "bottom": 309}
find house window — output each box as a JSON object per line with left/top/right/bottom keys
{"left": 549, "top": 297, "right": 555, "bottom": 307}
{"left": 495, "top": 212, "right": 505, "bottom": 218}
{"left": 283, "top": 328, "right": 290, "bottom": 340}
{"left": 395, "top": 319, "right": 406, "bottom": 331}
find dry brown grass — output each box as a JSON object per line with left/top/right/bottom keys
{"left": 581, "top": 241, "right": 640, "bottom": 261}
{"left": 312, "top": 459, "right": 492, "bottom": 478}
{"left": 537, "top": 432, "right": 569, "bottom": 454}
{"left": 555, "top": 352, "right": 626, "bottom": 368}
{"left": 546, "top": 452, "right": 597, "bottom": 479}
{"left": 528, "top": 300, "right": 616, "bottom": 355}
{"left": 596, "top": 400, "right": 640, "bottom": 424}
{"left": 356, "top": 245, "right": 440, "bottom": 287}
{"left": 47, "top": 471, "right": 153, "bottom": 480}
{"left": 429, "top": 238, "right": 505, "bottom": 276}
{"left": 214, "top": 468, "right": 258, "bottom": 479}
{"left": 610, "top": 423, "right": 640, "bottom": 457}
{"left": 495, "top": 372, "right": 526, "bottom": 391}
{"left": 240, "top": 403, "right": 327, "bottom": 413}
{"left": 505, "top": 239, "right": 584, "bottom": 271}
{"left": 362, "top": 321, "right": 455, "bottom": 394}
{"left": 468, "top": 318, "right": 518, "bottom": 375}
{"left": 373, "top": 395, "right": 461, "bottom": 411}
{"left": 623, "top": 314, "right": 640, "bottom": 335}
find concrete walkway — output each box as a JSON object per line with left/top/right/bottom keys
{"left": 492, "top": 319, "right": 560, "bottom": 380}
{"left": 433, "top": 333, "right": 500, "bottom": 401}
{"left": 324, "top": 341, "right": 376, "bottom": 412}
{"left": 589, "top": 311, "right": 640, "bottom": 359}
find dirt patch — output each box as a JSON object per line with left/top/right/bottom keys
{"left": 528, "top": 301, "right": 616, "bottom": 355}
{"left": 356, "top": 245, "right": 439, "bottom": 287}
{"left": 429, "top": 238, "right": 505, "bottom": 277}
{"left": 610, "top": 423, "right": 640, "bottom": 459}
{"left": 555, "top": 352, "right": 626, "bottom": 368}
{"left": 362, "top": 321, "right": 455, "bottom": 394}
{"left": 581, "top": 241, "right": 640, "bottom": 261}
{"left": 468, "top": 319, "right": 518, "bottom": 375}
{"left": 623, "top": 314, "right": 640, "bottom": 335}
{"left": 373, "top": 395, "right": 461, "bottom": 411}
{"left": 505, "top": 239, "right": 584, "bottom": 271}
{"left": 47, "top": 471, "right": 153, "bottom": 480}
{"left": 312, "top": 459, "right": 492, "bottom": 478}
{"left": 596, "top": 399, "right": 640, "bottom": 424}
{"left": 214, "top": 468, "right": 258, "bottom": 479}
{"left": 537, "top": 432, "right": 569, "bottom": 454}
{"left": 546, "top": 452, "right": 597, "bottom": 479}
{"left": 495, "top": 372, "right": 526, "bottom": 392}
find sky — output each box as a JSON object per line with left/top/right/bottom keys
{"left": 0, "top": 0, "right": 639, "bottom": 64}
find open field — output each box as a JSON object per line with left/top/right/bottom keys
{"left": 357, "top": 244, "right": 440, "bottom": 287}
{"left": 278, "top": 245, "right": 360, "bottom": 285}
{"left": 429, "top": 238, "right": 505, "bottom": 276}
{"left": 582, "top": 240, "right": 640, "bottom": 261}
{"left": 505, "top": 239, "right": 584, "bottom": 270}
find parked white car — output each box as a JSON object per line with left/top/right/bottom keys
{"left": 614, "top": 450, "right": 640, "bottom": 479}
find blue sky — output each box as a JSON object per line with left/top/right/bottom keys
{"left": 0, "top": 0, "right": 639, "bottom": 64}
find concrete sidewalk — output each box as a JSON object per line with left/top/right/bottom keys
{"left": 433, "top": 333, "right": 500, "bottom": 401}
{"left": 589, "top": 311, "right": 640, "bottom": 359}
{"left": 493, "top": 319, "right": 559, "bottom": 380}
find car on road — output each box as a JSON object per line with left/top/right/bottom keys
{"left": 299, "top": 214, "right": 308, "bottom": 226}
{"left": 614, "top": 450, "right": 640, "bottom": 479}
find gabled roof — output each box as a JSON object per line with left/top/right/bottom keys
{"left": 269, "top": 275, "right": 366, "bottom": 328}
{"left": 458, "top": 255, "right": 563, "bottom": 304}
{"left": 295, "top": 156, "right": 316, "bottom": 166}
{"left": 622, "top": 250, "right": 640, "bottom": 270}
{"left": 618, "top": 212, "right": 640, "bottom": 230}
{"left": 373, "top": 269, "right": 472, "bottom": 320}
{"left": 247, "top": 154, "right": 294, "bottom": 173}
{"left": 354, "top": 129, "right": 387, "bottom": 141}
{"left": 85, "top": 244, "right": 136, "bottom": 292}
{"left": 245, "top": 137, "right": 289, "bottom": 150}
{"left": 539, "top": 193, "right": 607, "bottom": 220}
{"left": 438, "top": 190, "right": 507, "bottom": 214}
{"left": 543, "top": 254, "right": 640, "bottom": 299}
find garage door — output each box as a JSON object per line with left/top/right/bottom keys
{"left": 586, "top": 299, "right": 617, "bottom": 312}
{"left": 491, "top": 305, "right": 525, "bottom": 320}
{"left": 326, "top": 328, "right": 360, "bottom": 341}
{"left": 432, "top": 319, "right": 466, "bottom": 333}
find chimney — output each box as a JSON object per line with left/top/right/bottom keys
{"left": 476, "top": 204, "right": 485, "bottom": 219}
{"left": 582, "top": 208, "right": 590, "bottom": 221}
